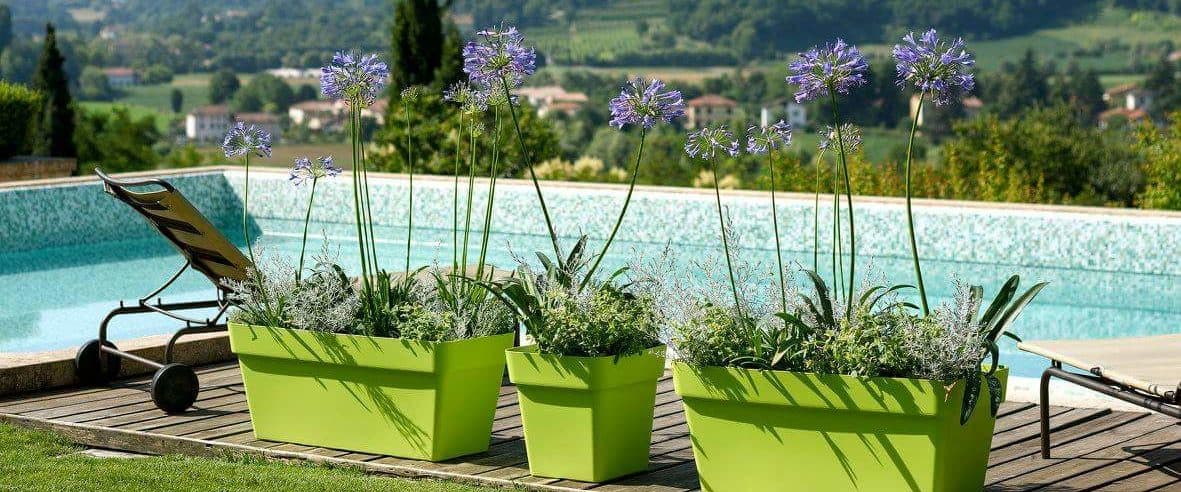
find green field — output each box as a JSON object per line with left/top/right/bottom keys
{"left": 78, "top": 101, "right": 172, "bottom": 133}
{"left": 861, "top": 7, "right": 1181, "bottom": 73}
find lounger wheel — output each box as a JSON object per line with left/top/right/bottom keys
{"left": 75, "top": 339, "right": 121, "bottom": 384}
{"left": 151, "top": 363, "right": 199, "bottom": 414}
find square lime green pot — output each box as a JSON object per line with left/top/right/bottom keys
{"left": 228, "top": 323, "right": 513, "bottom": 461}
{"left": 673, "top": 362, "right": 1008, "bottom": 492}
{"left": 505, "top": 344, "right": 666, "bottom": 482}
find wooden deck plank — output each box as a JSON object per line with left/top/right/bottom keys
{"left": 990, "top": 407, "right": 1111, "bottom": 449}
{"left": 3, "top": 362, "right": 1179, "bottom": 492}
{"left": 986, "top": 412, "right": 1158, "bottom": 484}
{"left": 989, "top": 419, "right": 1181, "bottom": 490}
{"left": 1045, "top": 435, "right": 1181, "bottom": 490}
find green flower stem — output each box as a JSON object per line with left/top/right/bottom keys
{"left": 461, "top": 122, "right": 477, "bottom": 272}
{"left": 476, "top": 108, "right": 503, "bottom": 280}
{"left": 582, "top": 128, "right": 647, "bottom": 289}
{"left": 501, "top": 77, "right": 562, "bottom": 260}
{"left": 452, "top": 113, "right": 463, "bottom": 273}
{"left": 829, "top": 92, "right": 856, "bottom": 311}
{"left": 404, "top": 100, "right": 414, "bottom": 272}
{"left": 906, "top": 91, "right": 930, "bottom": 315}
{"left": 832, "top": 157, "right": 843, "bottom": 303}
{"left": 711, "top": 162, "right": 744, "bottom": 322}
{"left": 767, "top": 151, "right": 787, "bottom": 312}
{"left": 349, "top": 107, "right": 370, "bottom": 285}
{"left": 358, "top": 113, "right": 379, "bottom": 276}
{"left": 296, "top": 177, "right": 318, "bottom": 284}
{"left": 242, "top": 153, "right": 255, "bottom": 266}
{"left": 812, "top": 148, "right": 827, "bottom": 272}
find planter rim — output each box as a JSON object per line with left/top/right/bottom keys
{"left": 229, "top": 323, "right": 514, "bottom": 373}
{"left": 506, "top": 344, "right": 667, "bottom": 391}
{"left": 673, "top": 361, "right": 1008, "bottom": 417}
{"left": 671, "top": 360, "right": 1006, "bottom": 386}
{"left": 227, "top": 321, "right": 513, "bottom": 347}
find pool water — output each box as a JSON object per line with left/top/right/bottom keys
{"left": 3, "top": 170, "right": 1181, "bottom": 382}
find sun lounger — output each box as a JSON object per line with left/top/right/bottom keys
{"left": 74, "top": 169, "right": 252, "bottom": 413}
{"left": 1019, "top": 335, "right": 1181, "bottom": 458}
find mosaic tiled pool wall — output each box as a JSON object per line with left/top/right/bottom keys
{"left": 0, "top": 172, "right": 249, "bottom": 254}
{"left": 228, "top": 170, "right": 1181, "bottom": 277}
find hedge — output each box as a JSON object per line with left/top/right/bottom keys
{"left": 0, "top": 82, "right": 44, "bottom": 159}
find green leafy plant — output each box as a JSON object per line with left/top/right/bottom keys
{"left": 484, "top": 237, "right": 660, "bottom": 358}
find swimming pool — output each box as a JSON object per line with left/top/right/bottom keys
{"left": 3, "top": 168, "right": 1181, "bottom": 381}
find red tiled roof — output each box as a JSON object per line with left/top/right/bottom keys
{"left": 1099, "top": 107, "right": 1148, "bottom": 121}
{"left": 235, "top": 112, "right": 279, "bottom": 123}
{"left": 687, "top": 94, "right": 737, "bottom": 107}
{"left": 1104, "top": 83, "right": 1139, "bottom": 98}
{"left": 101, "top": 67, "right": 135, "bottom": 77}
{"left": 190, "top": 104, "right": 229, "bottom": 116}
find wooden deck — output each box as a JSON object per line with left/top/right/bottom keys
{"left": 1, "top": 362, "right": 1180, "bottom": 491}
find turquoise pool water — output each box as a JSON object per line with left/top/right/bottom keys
{"left": 3, "top": 169, "right": 1181, "bottom": 381}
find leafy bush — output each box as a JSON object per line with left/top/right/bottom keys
{"left": 0, "top": 82, "right": 43, "bottom": 159}
{"left": 226, "top": 255, "right": 515, "bottom": 341}
{"left": 487, "top": 237, "right": 661, "bottom": 357}
{"left": 1135, "top": 112, "right": 1181, "bottom": 209}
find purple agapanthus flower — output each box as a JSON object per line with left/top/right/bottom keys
{"left": 685, "top": 125, "right": 739, "bottom": 160}
{"left": 222, "top": 121, "right": 272, "bottom": 159}
{"left": 746, "top": 120, "right": 792, "bottom": 155}
{"left": 290, "top": 155, "right": 341, "bottom": 186}
{"left": 818, "top": 124, "right": 862, "bottom": 154}
{"left": 608, "top": 77, "right": 686, "bottom": 130}
{"left": 463, "top": 26, "right": 536, "bottom": 90}
{"left": 787, "top": 39, "right": 869, "bottom": 103}
{"left": 892, "top": 29, "right": 975, "bottom": 105}
{"left": 320, "top": 50, "right": 389, "bottom": 107}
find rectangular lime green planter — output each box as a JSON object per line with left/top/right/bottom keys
{"left": 505, "top": 345, "right": 666, "bottom": 482}
{"left": 673, "top": 362, "right": 1008, "bottom": 492}
{"left": 228, "top": 323, "right": 513, "bottom": 461}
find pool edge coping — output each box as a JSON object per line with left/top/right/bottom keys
{"left": 0, "top": 332, "right": 233, "bottom": 398}
{"left": 6, "top": 165, "right": 1181, "bottom": 220}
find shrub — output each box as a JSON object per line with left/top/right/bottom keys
{"left": 0, "top": 82, "right": 43, "bottom": 159}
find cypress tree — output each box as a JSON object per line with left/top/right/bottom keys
{"left": 0, "top": 4, "right": 11, "bottom": 55}
{"left": 434, "top": 20, "right": 464, "bottom": 88}
{"left": 32, "top": 23, "right": 75, "bottom": 158}
{"left": 390, "top": 0, "right": 444, "bottom": 94}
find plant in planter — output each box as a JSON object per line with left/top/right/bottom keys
{"left": 467, "top": 26, "right": 685, "bottom": 482}
{"left": 659, "top": 33, "right": 1049, "bottom": 492}
{"left": 225, "top": 50, "right": 516, "bottom": 462}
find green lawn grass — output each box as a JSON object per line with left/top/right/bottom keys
{"left": 860, "top": 7, "right": 1181, "bottom": 73}
{"left": 78, "top": 101, "right": 173, "bottom": 133}
{"left": 191, "top": 143, "right": 355, "bottom": 169}
{"left": 0, "top": 422, "right": 497, "bottom": 492}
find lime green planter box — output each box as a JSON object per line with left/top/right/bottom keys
{"left": 673, "top": 362, "right": 1008, "bottom": 492}
{"left": 228, "top": 323, "right": 513, "bottom": 461}
{"left": 505, "top": 345, "right": 666, "bottom": 482}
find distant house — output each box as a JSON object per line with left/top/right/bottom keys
{"left": 1098, "top": 107, "right": 1148, "bottom": 129}
{"left": 516, "top": 86, "right": 589, "bottom": 117}
{"left": 1104, "top": 84, "right": 1153, "bottom": 112}
{"left": 184, "top": 106, "right": 282, "bottom": 141}
{"left": 235, "top": 112, "right": 282, "bottom": 141}
{"left": 686, "top": 94, "right": 738, "bottom": 129}
{"left": 266, "top": 68, "right": 321, "bottom": 80}
{"left": 185, "top": 105, "right": 232, "bottom": 142}
{"left": 758, "top": 99, "right": 807, "bottom": 128}
{"left": 288, "top": 100, "right": 340, "bottom": 130}
{"left": 102, "top": 67, "right": 137, "bottom": 88}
